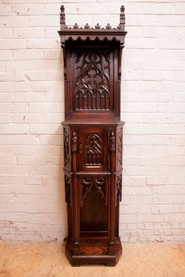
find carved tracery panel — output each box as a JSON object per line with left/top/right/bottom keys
{"left": 85, "top": 133, "right": 103, "bottom": 166}
{"left": 81, "top": 177, "right": 107, "bottom": 207}
{"left": 75, "top": 50, "right": 110, "bottom": 111}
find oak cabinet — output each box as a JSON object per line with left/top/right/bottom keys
{"left": 58, "top": 5, "right": 126, "bottom": 266}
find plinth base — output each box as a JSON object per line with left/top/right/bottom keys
{"left": 65, "top": 236, "right": 122, "bottom": 266}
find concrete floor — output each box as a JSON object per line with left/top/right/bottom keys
{"left": 0, "top": 241, "right": 185, "bottom": 277}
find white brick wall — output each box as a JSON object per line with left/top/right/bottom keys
{"left": 0, "top": 0, "right": 185, "bottom": 243}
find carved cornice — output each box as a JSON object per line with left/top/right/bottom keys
{"left": 58, "top": 5, "right": 127, "bottom": 47}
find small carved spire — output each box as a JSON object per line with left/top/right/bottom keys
{"left": 106, "top": 23, "right": 111, "bottom": 29}
{"left": 60, "top": 5, "right": 66, "bottom": 29}
{"left": 84, "top": 23, "right": 90, "bottom": 29}
{"left": 73, "top": 23, "right": 79, "bottom": 29}
{"left": 95, "top": 23, "right": 101, "bottom": 29}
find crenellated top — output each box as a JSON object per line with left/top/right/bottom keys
{"left": 58, "top": 5, "right": 127, "bottom": 48}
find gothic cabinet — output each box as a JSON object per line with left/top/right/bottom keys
{"left": 58, "top": 6, "right": 126, "bottom": 266}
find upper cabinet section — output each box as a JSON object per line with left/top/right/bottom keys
{"left": 58, "top": 5, "right": 127, "bottom": 121}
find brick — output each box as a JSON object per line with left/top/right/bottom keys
{"left": 142, "top": 113, "right": 173, "bottom": 123}
{"left": 0, "top": 4, "right": 12, "bottom": 15}
{"left": 127, "top": 15, "right": 158, "bottom": 27}
{"left": 0, "top": 50, "right": 13, "bottom": 60}
{"left": 0, "top": 28, "right": 12, "bottom": 39}
{"left": 26, "top": 38, "right": 59, "bottom": 49}
{"left": 0, "top": 124, "right": 29, "bottom": 135}
{"left": 0, "top": 73, "right": 14, "bottom": 82}
{"left": 0, "top": 156, "right": 16, "bottom": 165}
{"left": 40, "top": 135, "right": 62, "bottom": 146}
{"left": 0, "top": 82, "right": 30, "bottom": 92}
{"left": 14, "top": 92, "right": 45, "bottom": 103}
{"left": 168, "top": 156, "right": 185, "bottom": 166}
{"left": 29, "top": 16, "right": 58, "bottom": 27}
{"left": 42, "top": 113, "right": 62, "bottom": 124}
{"left": 15, "top": 71, "right": 46, "bottom": 81}
{"left": 142, "top": 3, "right": 175, "bottom": 15}
{"left": 13, "top": 27, "right": 44, "bottom": 38}
{"left": 30, "top": 124, "right": 62, "bottom": 135}
{"left": 6, "top": 61, "right": 31, "bottom": 71}
{"left": 17, "top": 155, "right": 60, "bottom": 166}
{"left": 44, "top": 49, "right": 61, "bottom": 60}
{"left": 125, "top": 165, "right": 154, "bottom": 176}
{"left": 126, "top": 38, "right": 158, "bottom": 49}
{"left": 45, "top": 4, "right": 76, "bottom": 15}
{"left": 0, "top": 61, "right": 5, "bottom": 70}
{"left": 139, "top": 156, "right": 167, "bottom": 166}
{"left": 159, "top": 38, "right": 185, "bottom": 50}
{"left": 152, "top": 205, "right": 179, "bottom": 214}
{"left": 0, "top": 93, "right": 13, "bottom": 102}
{"left": 46, "top": 70, "right": 63, "bottom": 81}
{"left": 158, "top": 15, "right": 185, "bottom": 27}
{"left": 7, "top": 203, "right": 24, "bottom": 212}
{"left": 0, "top": 103, "right": 28, "bottom": 113}
{"left": 12, "top": 4, "right": 44, "bottom": 15}
{"left": 31, "top": 60, "right": 61, "bottom": 71}
{"left": 24, "top": 204, "right": 39, "bottom": 213}
{"left": 28, "top": 103, "right": 59, "bottom": 113}
{"left": 13, "top": 49, "right": 44, "bottom": 60}
{"left": 0, "top": 17, "right": 28, "bottom": 28}
{"left": 77, "top": 4, "right": 109, "bottom": 15}
{"left": 11, "top": 113, "right": 42, "bottom": 124}
{"left": 30, "top": 81, "right": 57, "bottom": 92}
{"left": 0, "top": 145, "right": 29, "bottom": 155}
{"left": 146, "top": 176, "right": 168, "bottom": 186}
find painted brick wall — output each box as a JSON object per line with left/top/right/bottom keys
{"left": 0, "top": 0, "right": 185, "bottom": 243}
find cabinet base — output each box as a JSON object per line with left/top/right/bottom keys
{"left": 65, "top": 237, "right": 122, "bottom": 266}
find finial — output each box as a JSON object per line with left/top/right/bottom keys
{"left": 119, "top": 5, "right": 125, "bottom": 29}
{"left": 84, "top": 23, "right": 90, "bottom": 29}
{"left": 73, "top": 23, "right": 79, "bottom": 29}
{"left": 60, "top": 5, "right": 66, "bottom": 29}
{"left": 106, "top": 23, "right": 111, "bottom": 29}
{"left": 95, "top": 23, "right": 101, "bottom": 29}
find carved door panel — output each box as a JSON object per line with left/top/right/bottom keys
{"left": 79, "top": 176, "right": 109, "bottom": 233}
{"left": 73, "top": 49, "right": 113, "bottom": 114}
{"left": 78, "top": 128, "right": 108, "bottom": 172}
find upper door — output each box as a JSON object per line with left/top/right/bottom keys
{"left": 64, "top": 41, "right": 121, "bottom": 121}
{"left": 73, "top": 47, "right": 113, "bottom": 113}
{"left": 78, "top": 127, "right": 109, "bottom": 172}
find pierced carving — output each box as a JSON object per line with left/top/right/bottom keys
{"left": 75, "top": 50, "right": 110, "bottom": 111}
{"left": 117, "top": 127, "right": 123, "bottom": 167}
{"left": 65, "top": 175, "right": 71, "bottom": 203}
{"left": 109, "top": 130, "right": 116, "bottom": 152}
{"left": 64, "top": 128, "right": 70, "bottom": 168}
{"left": 71, "top": 130, "right": 77, "bottom": 152}
{"left": 85, "top": 133, "right": 103, "bottom": 165}
{"left": 116, "top": 174, "right": 122, "bottom": 203}
{"left": 81, "top": 177, "right": 106, "bottom": 206}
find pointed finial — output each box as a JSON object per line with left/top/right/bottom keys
{"left": 120, "top": 5, "right": 125, "bottom": 29}
{"left": 84, "top": 23, "right": 90, "bottom": 29}
{"left": 106, "top": 23, "right": 111, "bottom": 29}
{"left": 95, "top": 23, "right": 101, "bottom": 29}
{"left": 73, "top": 23, "right": 79, "bottom": 29}
{"left": 60, "top": 5, "right": 66, "bottom": 29}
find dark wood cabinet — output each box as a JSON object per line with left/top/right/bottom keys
{"left": 58, "top": 5, "right": 126, "bottom": 266}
